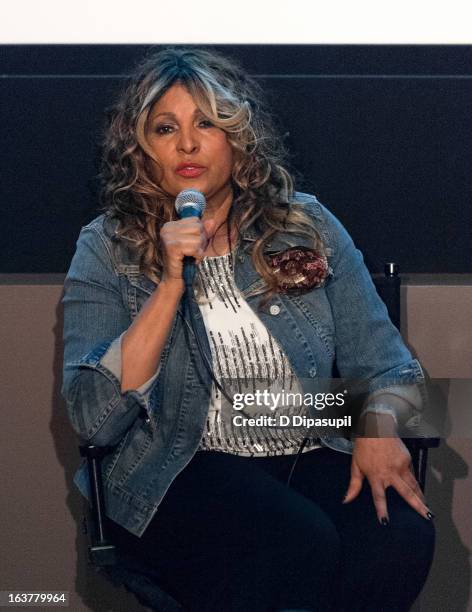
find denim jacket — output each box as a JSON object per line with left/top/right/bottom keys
{"left": 61, "top": 193, "right": 425, "bottom": 537}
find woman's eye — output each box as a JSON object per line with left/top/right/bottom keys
{"left": 198, "top": 119, "right": 214, "bottom": 128}
{"left": 155, "top": 124, "right": 174, "bottom": 135}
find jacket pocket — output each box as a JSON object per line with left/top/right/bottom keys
{"left": 288, "top": 292, "right": 336, "bottom": 359}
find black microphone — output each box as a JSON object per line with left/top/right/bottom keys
{"left": 174, "top": 189, "right": 207, "bottom": 288}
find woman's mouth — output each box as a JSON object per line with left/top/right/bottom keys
{"left": 175, "top": 165, "right": 206, "bottom": 178}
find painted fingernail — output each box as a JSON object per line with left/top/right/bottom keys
{"left": 380, "top": 517, "right": 389, "bottom": 526}
{"left": 426, "top": 511, "right": 435, "bottom": 520}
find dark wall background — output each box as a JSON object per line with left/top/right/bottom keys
{"left": 1, "top": 44, "right": 471, "bottom": 274}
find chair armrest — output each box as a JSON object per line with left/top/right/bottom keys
{"left": 403, "top": 437, "right": 441, "bottom": 450}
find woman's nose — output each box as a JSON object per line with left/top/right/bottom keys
{"left": 177, "top": 126, "right": 200, "bottom": 154}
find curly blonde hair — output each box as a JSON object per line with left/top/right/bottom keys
{"left": 100, "top": 46, "right": 324, "bottom": 300}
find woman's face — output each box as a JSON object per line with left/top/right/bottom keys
{"left": 146, "top": 83, "right": 234, "bottom": 210}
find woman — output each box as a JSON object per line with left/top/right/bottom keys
{"left": 62, "top": 47, "right": 435, "bottom": 611}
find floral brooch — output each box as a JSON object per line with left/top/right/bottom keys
{"left": 266, "top": 246, "right": 331, "bottom": 295}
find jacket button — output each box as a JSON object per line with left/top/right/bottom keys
{"left": 238, "top": 254, "right": 246, "bottom": 263}
{"left": 269, "top": 304, "right": 280, "bottom": 315}
{"left": 309, "top": 366, "right": 317, "bottom": 377}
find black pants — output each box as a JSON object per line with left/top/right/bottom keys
{"left": 107, "top": 448, "right": 435, "bottom": 612}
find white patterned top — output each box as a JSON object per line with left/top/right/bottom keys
{"left": 195, "top": 251, "right": 321, "bottom": 457}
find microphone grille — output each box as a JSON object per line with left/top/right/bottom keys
{"left": 175, "top": 189, "right": 206, "bottom": 216}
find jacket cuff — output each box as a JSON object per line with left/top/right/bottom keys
{"left": 359, "top": 404, "right": 399, "bottom": 425}
{"left": 99, "top": 332, "right": 161, "bottom": 397}
{"left": 359, "top": 383, "right": 423, "bottom": 432}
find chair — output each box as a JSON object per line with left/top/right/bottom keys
{"left": 79, "top": 442, "right": 183, "bottom": 611}
{"left": 373, "top": 263, "right": 440, "bottom": 490}
{"left": 78, "top": 262, "right": 439, "bottom": 610}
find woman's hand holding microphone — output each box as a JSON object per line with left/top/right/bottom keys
{"left": 159, "top": 217, "right": 216, "bottom": 287}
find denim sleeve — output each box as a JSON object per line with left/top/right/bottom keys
{"left": 315, "top": 200, "right": 426, "bottom": 426}
{"left": 61, "top": 224, "right": 158, "bottom": 446}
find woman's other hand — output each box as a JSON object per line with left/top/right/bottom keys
{"left": 343, "top": 414, "right": 433, "bottom": 524}
{"left": 160, "top": 217, "right": 216, "bottom": 282}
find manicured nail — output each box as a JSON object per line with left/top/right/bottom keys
{"left": 380, "top": 517, "right": 389, "bottom": 526}
{"left": 426, "top": 511, "right": 435, "bottom": 520}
